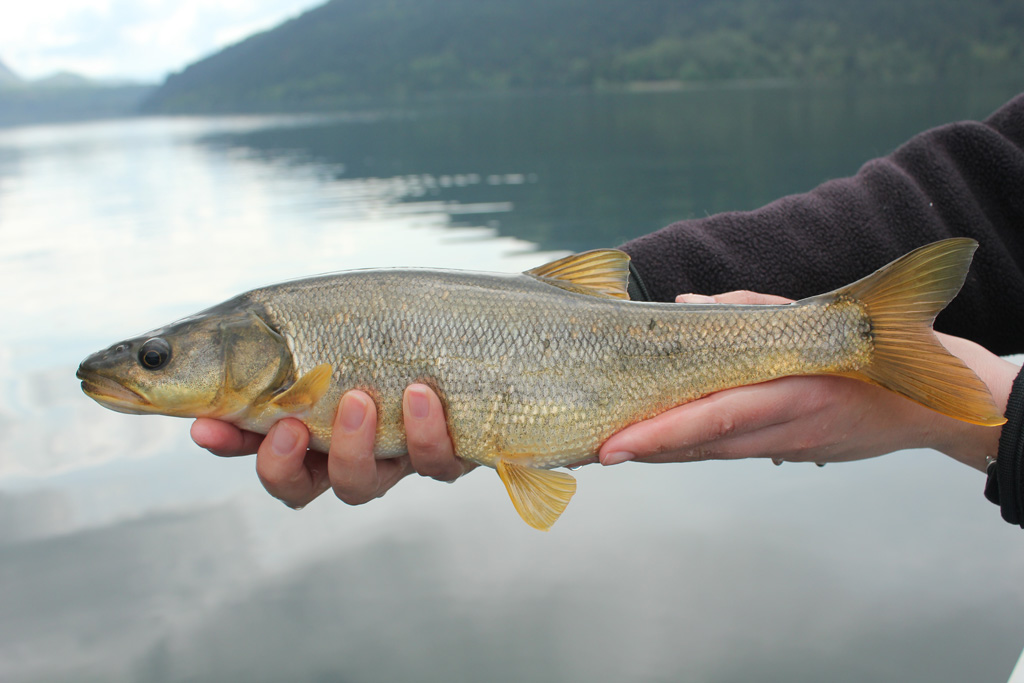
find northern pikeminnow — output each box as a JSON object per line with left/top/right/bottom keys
{"left": 78, "top": 238, "right": 1005, "bottom": 530}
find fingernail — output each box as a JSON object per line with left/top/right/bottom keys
{"left": 677, "top": 293, "right": 716, "bottom": 304}
{"left": 602, "top": 451, "right": 635, "bottom": 466}
{"left": 270, "top": 423, "right": 298, "bottom": 456}
{"left": 407, "top": 387, "right": 430, "bottom": 419}
{"left": 340, "top": 393, "right": 368, "bottom": 432}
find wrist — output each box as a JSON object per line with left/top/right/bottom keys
{"left": 926, "top": 336, "right": 1017, "bottom": 470}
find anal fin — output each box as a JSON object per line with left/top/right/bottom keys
{"left": 496, "top": 459, "right": 577, "bottom": 531}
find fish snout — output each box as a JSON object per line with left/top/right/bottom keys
{"left": 77, "top": 343, "right": 149, "bottom": 411}
{"left": 78, "top": 342, "right": 133, "bottom": 377}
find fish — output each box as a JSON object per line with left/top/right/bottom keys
{"left": 78, "top": 238, "right": 1005, "bottom": 530}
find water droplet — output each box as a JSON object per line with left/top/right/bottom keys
{"left": 815, "top": 462, "right": 826, "bottom": 468}
{"left": 771, "top": 458, "right": 783, "bottom": 466}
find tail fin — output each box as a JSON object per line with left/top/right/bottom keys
{"left": 834, "top": 238, "right": 1004, "bottom": 426}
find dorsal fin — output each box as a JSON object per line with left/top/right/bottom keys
{"left": 525, "top": 249, "right": 631, "bottom": 299}
{"left": 496, "top": 460, "right": 577, "bottom": 531}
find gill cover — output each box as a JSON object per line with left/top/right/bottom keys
{"left": 215, "top": 311, "right": 296, "bottom": 417}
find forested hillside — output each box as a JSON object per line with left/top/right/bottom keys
{"left": 143, "top": 0, "right": 1024, "bottom": 113}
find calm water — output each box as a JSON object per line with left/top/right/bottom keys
{"left": 2, "top": 82, "right": 1024, "bottom": 682}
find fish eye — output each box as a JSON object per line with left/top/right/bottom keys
{"left": 138, "top": 338, "right": 171, "bottom": 370}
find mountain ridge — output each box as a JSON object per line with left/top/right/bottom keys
{"left": 134, "top": 0, "right": 1023, "bottom": 113}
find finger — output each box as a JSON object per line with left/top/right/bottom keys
{"left": 702, "top": 421, "right": 834, "bottom": 464}
{"left": 328, "top": 391, "right": 413, "bottom": 505}
{"left": 327, "top": 391, "right": 379, "bottom": 504}
{"left": 403, "top": 384, "right": 471, "bottom": 481}
{"left": 599, "top": 382, "right": 801, "bottom": 465}
{"left": 712, "top": 290, "right": 793, "bottom": 305}
{"left": 675, "top": 293, "right": 717, "bottom": 304}
{"left": 255, "top": 418, "right": 330, "bottom": 508}
{"left": 676, "top": 291, "right": 794, "bottom": 306}
{"left": 710, "top": 377, "right": 934, "bottom": 464}
{"left": 191, "top": 418, "right": 265, "bottom": 457}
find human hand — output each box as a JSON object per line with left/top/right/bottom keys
{"left": 190, "top": 384, "right": 473, "bottom": 508}
{"left": 599, "top": 291, "right": 1017, "bottom": 472}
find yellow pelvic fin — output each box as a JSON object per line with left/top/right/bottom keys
{"left": 526, "top": 249, "right": 632, "bottom": 299}
{"left": 831, "top": 238, "right": 1005, "bottom": 426}
{"left": 496, "top": 459, "right": 577, "bottom": 531}
{"left": 269, "top": 363, "right": 333, "bottom": 413}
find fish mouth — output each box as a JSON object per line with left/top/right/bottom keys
{"left": 77, "top": 368, "right": 151, "bottom": 415}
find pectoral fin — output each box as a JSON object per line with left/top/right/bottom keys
{"left": 269, "top": 363, "right": 333, "bottom": 413}
{"left": 496, "top": 459, "right": 577, "bottom": 531}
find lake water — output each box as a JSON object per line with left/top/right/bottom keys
{"left": 2, "top": 82, "right": 1024, "bottom": 682}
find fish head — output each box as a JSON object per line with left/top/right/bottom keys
{"left": 77, "top": 305, "right": 293, "bottom": 419}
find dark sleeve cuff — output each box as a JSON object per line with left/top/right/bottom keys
{"left": 627, "top": 261, "right": 652, "bottom": 302}
{"left": 985, "top": 365, "right": 1024, "bottom": 526}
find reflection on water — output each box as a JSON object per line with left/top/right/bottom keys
{"left": 2, "top": 83, "right": 1024, "bottom": 682}
{"left": 201, "top": 82, "right": 1024, "bottom": 252}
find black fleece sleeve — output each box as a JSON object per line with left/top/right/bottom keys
{"left": 987, "top": 367, "right": 1024, "bottom": 527}
{"left": 621, "top": 92, "right": 1024, "bottom": 356}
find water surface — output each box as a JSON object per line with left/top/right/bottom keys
{"left": 1, "top": 82, "right": 1023, "bottom": 682}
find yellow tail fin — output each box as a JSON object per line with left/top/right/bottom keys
{"left": 832, "top": 238, "right": 1004, "bottom": 426}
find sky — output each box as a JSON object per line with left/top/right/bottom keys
{"left": 1, "top": 0, "right": 323, "bottom": 83}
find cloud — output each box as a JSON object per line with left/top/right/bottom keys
{"left": 0, "top": 0, "right": 320, "bottom": 82}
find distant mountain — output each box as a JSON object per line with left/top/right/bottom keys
{"left": 144, "top": 0, "right": 1024, "bottom": 114}
{"left": 0, "top": 58, "right": 155, "bottom": 127}
{"left": 0, "top": 84, "right": 155, "bottom": 127}
{"left": 32, "top": 71, "right": 96, "bottom": 89}
{"left": 0, "top": 58, "right": 23, "bottom": 87}
{"left": 0, "top": 56, "right": 151, "bottom": 91}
